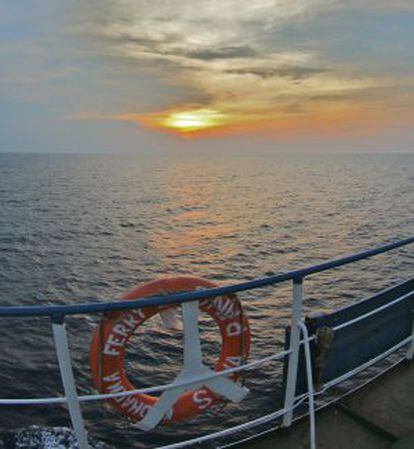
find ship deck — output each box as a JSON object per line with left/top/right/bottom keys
{"left": 239, "top": 359, "right": 414, "bottom": 449}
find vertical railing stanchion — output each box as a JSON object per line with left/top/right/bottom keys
{"left": 52, "top": 315, "right": 90, "bottom": 449}
{"left": 283, "top": 277, "right": 304, "bottom": 427}
{"left": 300, "top": 322, "right": 316, "bottom": 449}
{"left": 406, "top": 310, "right": 414, "bottom": 361}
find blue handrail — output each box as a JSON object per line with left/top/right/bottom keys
{"left": 0, "top": 237, "right": 413, "bottom": 318}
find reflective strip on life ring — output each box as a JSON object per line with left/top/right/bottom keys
{"left": 89, "top": 276, "right": 250, "bottom": 424}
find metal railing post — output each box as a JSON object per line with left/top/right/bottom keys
{"left": 283, "top": 277, "right": 304, "bottom": 427}
{"left": 407, "top": 310, "right": 414, "bottom": 361}
{"left": 300, "top": 322, "right": 316, "bottom": 449}
{"left": 52, "top": 315, "right": 90, "bottom": 449}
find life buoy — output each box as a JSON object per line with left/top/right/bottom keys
{"left": 89, "top": 276, "right": 250, "bottom": 424}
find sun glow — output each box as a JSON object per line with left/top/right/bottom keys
{"left": 161, "top": 109, "right": 226, "bottom": 133}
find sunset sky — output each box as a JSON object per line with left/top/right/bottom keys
{"left": 1, "top": 1, "right": 413, "bottom": 153}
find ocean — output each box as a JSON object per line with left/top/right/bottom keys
{"left": 0, "top": 152, "right": 413, "bottom": 448}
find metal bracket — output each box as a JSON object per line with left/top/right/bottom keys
{"left": 314, "top": 326, "right": 334, "bottom": 390}
{"left": 137, "top": 301, "right": 249, "bottom": 431}
{"left": 406, "top": 309, "right": 414, "bottom": 361}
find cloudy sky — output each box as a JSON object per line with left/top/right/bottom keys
{"left": 1, "top": 1, "right": 413, "bottom": 153}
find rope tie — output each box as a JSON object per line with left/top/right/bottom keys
{"left": 314, "top": 326, "right": 334, "bottom": 390}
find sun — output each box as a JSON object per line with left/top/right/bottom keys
{"left": 161, "top": 109, "right": 226, "bottom": 133}
{"left": 137, "top": 107, "right": 233, "bottom": 136}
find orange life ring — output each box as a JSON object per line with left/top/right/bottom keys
{"left": 89, "top": 276, "right": 250, "bottom": 424}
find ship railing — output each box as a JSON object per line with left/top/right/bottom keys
{"left": 0, "top": 236, "right": 413, "bottom": 449}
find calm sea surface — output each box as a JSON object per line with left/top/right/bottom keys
{"left": 0, "top": 152, "right": 413, "bottom": 448}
